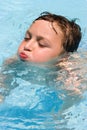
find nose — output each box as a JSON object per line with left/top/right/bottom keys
{"left": 24, "top": 40, "right": 35, "bottom": 51}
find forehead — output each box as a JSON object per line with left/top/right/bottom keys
{"left": 29, "top": 20, "right": 53, "bottom": 33}
{"left": 29, "top": 20, "right": 63, "bottom": 40}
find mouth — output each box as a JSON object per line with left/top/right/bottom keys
{"left": 19, "top": 52, "right": 28, "bottom": 59}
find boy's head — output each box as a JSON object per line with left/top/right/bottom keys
{"left": 18, "top": 12, "right": 82, "bottom": 63}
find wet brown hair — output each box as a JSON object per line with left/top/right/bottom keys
{"left": 34, "top": 12, "right": 82, "bottom": 52}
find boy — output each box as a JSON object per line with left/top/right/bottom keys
{"left": 0, "top": 12, "right": 82, "bottom": 103}
{"left": 18, "top": 12, "right": 82, "bottom": 63}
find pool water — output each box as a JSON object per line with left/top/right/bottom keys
{"left": 0, "top": 0, "right": 87, "bottom": 130}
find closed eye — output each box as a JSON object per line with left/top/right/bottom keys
{"left": 38, "top": 43, "right": 49, "bottom": 48}
{"left": 24, "top": 37, "right": 30, "bottom": 41}
{"left": 24, "top": 31, "right": 31, "bottom": 41}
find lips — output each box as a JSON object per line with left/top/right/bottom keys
{"left": 19, "top": 52, "right": 28, "bottom": 59}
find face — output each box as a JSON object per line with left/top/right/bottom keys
{"left": 18, "top": 20, "right": 64, "bottom": 63}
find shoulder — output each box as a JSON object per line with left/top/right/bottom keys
{"left": 4, "top": 54, "right": 18, "bottom": 65}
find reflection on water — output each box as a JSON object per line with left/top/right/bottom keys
{"left": 0, "top": 51, "right": 87, "bottom": 129}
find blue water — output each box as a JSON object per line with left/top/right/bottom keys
{"left": 0, "top": 0, "right": 87, "bottom": 130}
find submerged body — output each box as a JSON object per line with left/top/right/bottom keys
{"left": 0, "top": 51, "right": 87, "bottom": 129}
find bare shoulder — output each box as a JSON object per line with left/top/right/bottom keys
{"left": 4, "top": 55, "right": 18, "bottom": 65}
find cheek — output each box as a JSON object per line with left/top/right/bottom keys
{"left": 18, "top": 42, "right": 24, "bottom": 52}
{"left": 33, "top": 52, "right": 49, "bottom": 62}
{"left": 34, "top": 49, "right": 52, "bottom": 59}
